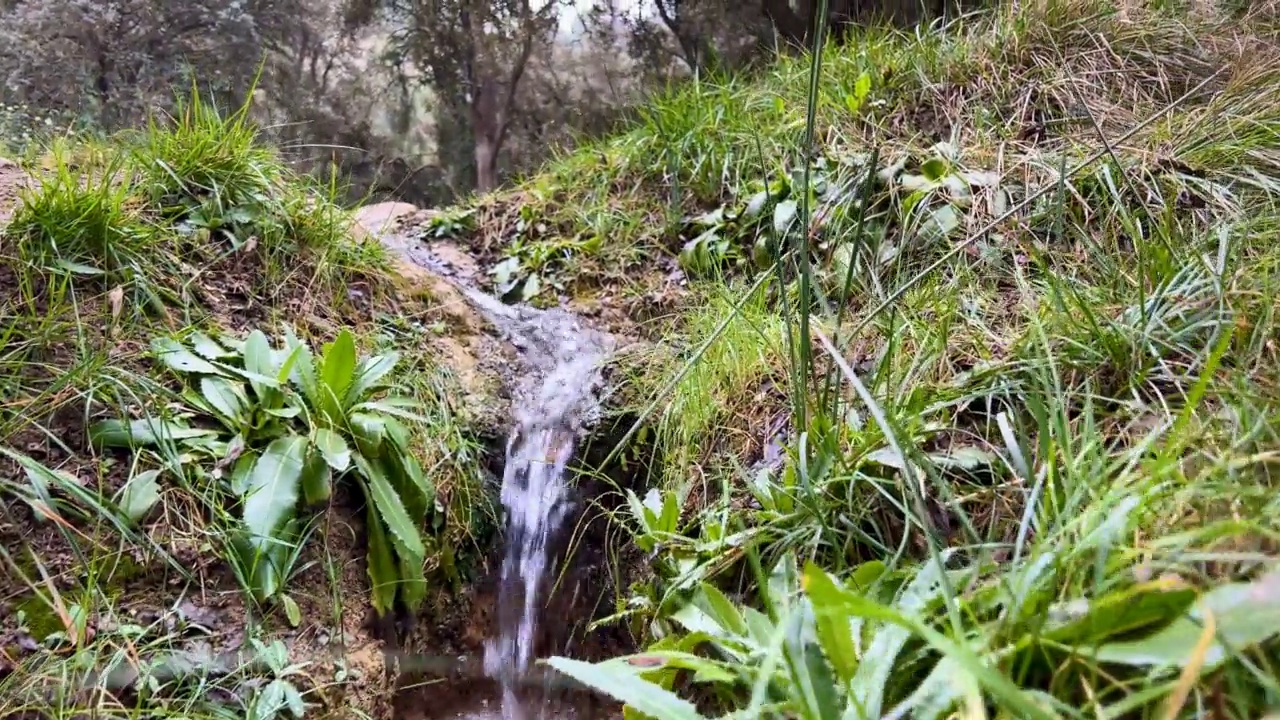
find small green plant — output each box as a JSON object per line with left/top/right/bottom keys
{"left": 245, "top": 638, "right": 311, "bottom": 720}
{"left": 424, "top": 206, "right": 476, "bottom": 239}
{"left": 90, "top": 327, "right": 435, "bottom": 617}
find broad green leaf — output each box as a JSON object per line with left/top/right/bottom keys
{"left": 200, "top": 376, "right": 250, "bottom": 425}
{"left": 921, "top": 157, "right": 950, "bottom": 181}
{"left": 242, "top": 436, "right": 307, "bottom": 548}
{"left": 254, "top": 679, "right": 288, "bottom": 720}
{"left": 806, "top": 561, "right": 1058, "bottom": 720}
{"left": 848, "top": 557, "right": 945, "bottom": 718}
{"left": 300, "top": 448, "right": 332, "bottom": 506}
{"left": 282, "top": 681, "right": 306, "bottom": 718}
{"left": 237, "top": 520, "right": 296, "bottom": 601}
{"left": 346, "top": 353, "right": 399, "bottom": 405}
{"left": 320, "top": 329, "right": 358, "bottom": 415}
{"left": 354, "top": 453, "right": 425, "bottom": 559}
{"left": 190, "top": 331, "right": 235, "bottom": 359}
{"left": 242, "top": 330, "right": 278, "bottom": 401}
{"left": 917, "top": 204, "right": 960, "bottom": 243}
{"left": 397, "top": 542, "right": 428, "bottom": 612}
{"left": 794, "top": 617, "right": 843, "bottom": 720}
{"left": 892, "top": 655, "right": 982, "bottom": 720}
{"left": 350, "top": 412, "right": 386, "bottom": 454}
{"left": 287, "top": 338, "right": 321, "bottom": 409}
{"left": 390, "top": 450, "right": 434, "bottom": 513}
{"left": 354, "top": 399, "right": 432, "bottom": 425}
{"left": 742, "top": 607, "right": 775, "bottom": 648}
{"left": 88, "top": 417, "right": 215, "bottom": 448}
{"left": 230, "top": 450, "right": 258, "bottom": 496}
{"left": 151, "top": 337, "right": 220, "bottom": 375}
{"left": 849, "top": 560, "right": 887, "bottom": 592}
{"left": 853, "top": 72, "right": 871, "bottom": 103}
{"left": 274, "top": 344, "right": 304, "bottom": 385}
{"left": 1093, "top": 569, "right": 1280, "bottom": 670}
{"left": 116, "top": 469, "right": 161, "bottom": 524}
{"left": 311, "top": 428, "right": 351, "bottom": 472}
{"left": 280, "top": 594, "right": 302, "bottom": 628}
{"left": 545, "top": 657, "right": 706, "bottom": 720}
{"left": 803, "top": 567, "right": 860, "bottom": 684}
{"left": 774, "top": 199, "right": 798, "bottom": 234}
{"left": 364, "top": 491, "right": 399, "bottom": 617}
{"left": 697, "top": 583, "right": 747, "bottom": 637}
{"left": 1042, "top": 580, "right": 1196, "bottom": 647}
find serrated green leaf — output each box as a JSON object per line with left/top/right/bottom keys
{"left": 287, "top": 337, "right": 321, "bottom": 409}
{"left": 200, "top": 376, "right": 250, "bottom": 426}
{"left": 311, "top": 428, "right": 351, "bottom": 472}
{"left": 387, "top": 448, "right": 433, "bottom": 514}
{"left": 803, "top": 567, "right": 860, "bottom": 684}
{"left": 697, "top": 583, "right": 747, "bottom": 637}
{"left": 88, "top": 417, "right": 216, "bottom": 448}
{"left": 151, "top": 337, "right": 220, "bottom": 375}
{"left": 346, "top": 353, "right": 399, "bottom": 406}
{"left": 397, "top": 543, "right": 428, "bottom": 612}
{"left": 1043, "top": 581, "right": 1195, "bottom": 647}
{"left": 893, "top": 656, "right": 981, "bottom": 720}
{"left": 300, "top": 448, "right": 332, "bottom": 506}
{"left": 355, "top": 453, "right": 424, "bottom": 559}
{"left": 283, "top": 681, "right": 306, "bottom": 718}
{"left": 350, "top": 412, "right": 386, "bottom": 454}
{"left": 320, "top": 330, "right": 358, "bottom": 415}
{"left": 242, "top": 330, "right": 277, "bottom": 401}
{"left": 242, "top": 436, "right": 307, "bottom": 548}
{"left": 230, "top": 450, "right": 258, "bottom": 495}
{"left": 364, "top": 491, "right": 398, "bottom": 617}
{"left": 354, "top": 399, "right": 432, "bottom": 425}
{"left": 545, "top": 657, "right": 706, "bottom": 720}
{"left": 190, "top": 331, "right": 235, "bottom": 359}
{"left": 116, "top": 469, "right": 161, "bottom": 524}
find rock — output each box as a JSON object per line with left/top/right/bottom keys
{"left": 351, "top": 201, "right": 421, "bottom": 242}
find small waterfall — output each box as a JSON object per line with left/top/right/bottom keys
{"left": 473, "top": 295, "right": 613, "bottom": 720}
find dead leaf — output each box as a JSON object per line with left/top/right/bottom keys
{"left": 108, "top": 285, "right": 124, "bottom": 321}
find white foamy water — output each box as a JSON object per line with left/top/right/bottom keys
{"left": 476, "top": 301, "right": 612, "bottom": 720}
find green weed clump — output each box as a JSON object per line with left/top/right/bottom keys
{"left": 0, "top": 90, "right": 481, "bottom": 719}
{"left": 89, "top": 328, "right": 441, "bottom": 617}
{"left": 540, "top": 1, "right": 1280, "bottom": 718}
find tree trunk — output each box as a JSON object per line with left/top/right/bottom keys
{"left": 760, "top": 0, "right": 809, "bottom": 47}
{"left": 474, "top": 136, "right": 498, "bottom": 193}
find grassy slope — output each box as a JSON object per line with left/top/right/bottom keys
{"left": 0, "top": 98, "right": 493, "bottom": 718}
{"left": 452, "top": 0, "right": 1280, "bottom": 717}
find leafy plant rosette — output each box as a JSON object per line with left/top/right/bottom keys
{"left": 90, "top": 327, "right": 436, "bottom": 617}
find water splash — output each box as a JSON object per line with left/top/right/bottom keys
{"left": 476, "top": 299, "right": 612, "bottom": 720}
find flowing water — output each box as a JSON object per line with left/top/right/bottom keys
{"left": 466, "top": 289, "right": 614, "bottom": 720}
{"left": 363, "top": 216, "right": 623, "bottom": 720}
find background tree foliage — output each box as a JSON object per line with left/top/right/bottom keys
{"left": 0, "top": 0, "right": 968, "bottom": 203}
